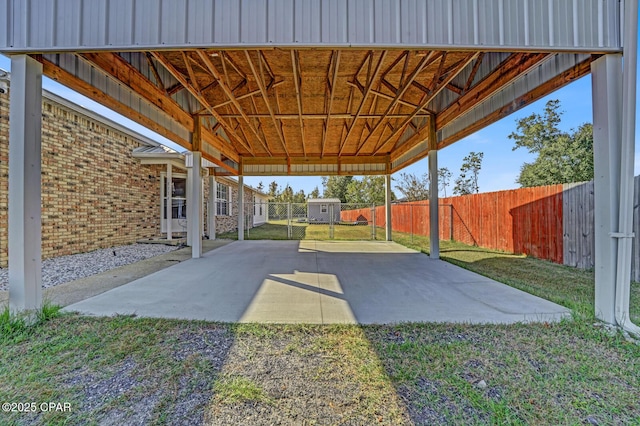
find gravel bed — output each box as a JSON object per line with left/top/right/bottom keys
{"left": 0, "top": 243, "right": 180, "bottom": 291}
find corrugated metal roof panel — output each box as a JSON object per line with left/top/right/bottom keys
{"left": 0, "top": 0, "right": 624, "bottom": 52}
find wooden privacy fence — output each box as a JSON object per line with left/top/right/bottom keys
{"left": 341, "top": 176, "right": 640, "bottom": 281}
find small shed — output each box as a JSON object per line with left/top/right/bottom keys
{"left": 307, "top": 198, "right": 341, "bottom": 223}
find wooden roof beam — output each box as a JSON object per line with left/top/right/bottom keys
{"left": 80, "top": 52, "right": 193, "bottom": 131}
{"left": 151, "top": 52, "right": 256, "bottom": 155}
{"left": 321, "top": 50, "right": 341, "bottom": 157}
{"left": 291, "top": 50, "right": 307, "bottom": 156}
{"left": 356, "top": 51, "right": 437, "bottom": 154}
{"left": 197, "top": 50, "right": 272, "bottom": 156}
{"left": 244, "top": 50, "right": 289, "bottom": 156}
{"left": 375, "top": 52, "right": 479, "bottom": 154}
{"left": 436, "top": 52, "right": 550, "bottom": 129}
{"left": 339, "top": 51, "right": 388, "bottom": 155}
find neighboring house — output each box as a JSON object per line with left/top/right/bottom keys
{"left": 307, "top": 198, "right": 341, "bottom": 223}
{"left": 0, "top": 70, "right": 262, "bottom": 267}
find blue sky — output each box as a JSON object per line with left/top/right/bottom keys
{"left": 1, "top": 53, "right": 638, "bottom": 196}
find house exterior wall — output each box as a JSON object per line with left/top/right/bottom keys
{"left": 213, "top": 179, "right": 256, "bottom": 235}
{"left": 0, "top": 90, "right": 162, "bottom": 267}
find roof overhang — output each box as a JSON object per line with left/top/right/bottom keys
{"left": 0, "top": 0, "right": 625, "bottom": 176}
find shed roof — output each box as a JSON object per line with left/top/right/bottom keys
{"left": 308, "top": 198, "right": 341, "bottom": 204}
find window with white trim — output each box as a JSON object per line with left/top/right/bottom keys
{"left": 216, "top": 182, "right": 230, "bottom": 216}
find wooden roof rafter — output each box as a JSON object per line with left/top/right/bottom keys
{"left": 321, "top": 50, "right": 341, "bottom": 157}
{"left": 376, "top": 52, "right": 480, "bottom": 155}
{"left": 291, "top": 50, "right": 307, "bottom": 156}
{"left": 196, "top": 50, "right": 273, "bottom": 156}
{"left": 151, "top": 51, "right": 256, "bottom": 156}
{"left": 244, "top": 50, "right": 289, "bottom": 156}
{"left": 355, "top": 51, "right": 437, "bottom": 155}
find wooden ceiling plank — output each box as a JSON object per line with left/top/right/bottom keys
{"left": 197, "top": 50, "right": 272, "bottom": 156}
{"left": 375, "top": 52, "right": 479, "bottom": 154}
{"left": 151, "top": 51, "right": 255, "bottom": 155}
{"left": 245, "top": 50, "right": 289, "bottom": 156}
{"left": 220, "top": 52, "right": 246, "bottom": 80}
{"left": 436, "top": 52, "right": 549, "bottom": 128}
{"left": 339, "top": 50, "right": 388, "bottom": 155}
{"left": 212, "top": 82, "right": 284, "bottom": 109}
{"left": 355, "top": 51, "right": 436, "bottom": 155}
{"left": 290, "top": 50, "right": 307, "bottom": 156}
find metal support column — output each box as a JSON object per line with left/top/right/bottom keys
{"left": 429, "top": 150, "right": 440, "bottom": 259}
{"left": 592, "top": 55, "right": 622, "bottom": 324}
{"left": 186, "top": 167, "right": 193, "bottom": 246}
{"left": 208, "top": 175, "right": 216, "bottom": 240}
{"left": 238, "top": 175, "right": 245, "bottom": 241}
{"left": 190, "top": 152, "right": 203, "bottom": 258}
{"left": 166, "top": 163, "right": 172, "bottom": 240}
{"left": 385, "top": 174, "right": 392, "bottom": 241}
{"left": 8, "top": 55, "right": 43, "bottom": 312}
{"left": 428, "top": 115, "right": 440, "bottom": 259}
{"left": 614, "top": 0, "right": 640, "bottom": 334}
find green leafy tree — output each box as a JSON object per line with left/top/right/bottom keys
{"left": 345, "top": 176, "right": 393, "bottom": 205}
{"left": 510, "top": 99, "right": 594, "bottom": 187}
{"left": 268, "top": 181, "right": 279, "bottom": 199}
{"left": 438, "top": 167, "right": 452, "bottom": 197}
{"left": 321, "top": 176, "right": 354, "bottom": 202}
{"left": 309, "top": 186, "right": 320, "bottom": 199}
{"left": 396, "top": 172, "right": 430, "bottom": 201}
{"left": 453, "top": 151, "right": 483, "bottom": 195}
{"left": 256, "top": 181, "right": 264, "bottom": 193}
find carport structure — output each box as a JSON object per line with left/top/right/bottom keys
{"left": 1, "top": 0, "right": 637, "bottom": 332}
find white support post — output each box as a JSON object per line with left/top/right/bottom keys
{"left": 190, "top": 152, "right": 203, "bottom": 258}
{"left": 591, "top": 54, "right": 622, "bottom": 325}
{"left": 166, "top": 163, "right": 172, "bottom": 240}
{"left": 429, "top": 149, "right": 440, "bottom": 259}
{"left": 238, "top": 175, "right": 245, "bottom": 241}
{"left": 8, "top": 55, "right": 43, "bottom": 312}
{"left": 208, "top": 175, "right": 216, "bottom": 240}
{"left": 186, "top": 167, "right": 193, "bottom": 246}
{"left": 385, "top": 174, "right": 392, "bottom": 241}
{"left": 614, "top": 0, "right": 640, "bottom": 334}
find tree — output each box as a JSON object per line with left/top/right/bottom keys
{"left": 256, "top": 181, "right": 264, "bottom": 192}
{"left": 268, "top": 181, "right": 279, "bottom": 199}
{"left": 510, "top": 99, "right": 594, "bottom": 187}
{"left": 396, "top": 172, "right": 430, "bottom": 201}
{"left": 345, "top": 176, "right": 393, "bottom": 205}
{"left": 321, "top": 176, "right": 353, "bottom": 202}
{"left": 438, "top": 167, "right": 452, "bottom": 197}
{"left": 453, "top": 151, "right": 483, "bottom": 195}
{"left": 309, "top": 186, "right": 320, "bottom": 199}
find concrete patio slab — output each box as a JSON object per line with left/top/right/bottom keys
{"left": 64, "top": 240, "right": 571, "bottom": 324}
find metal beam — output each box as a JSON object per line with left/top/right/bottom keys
{"left": 8, "top": 55, "right": 43, "bottom": 313}
{"left": 428, "top": 117, "right": 439, "bottom": 259}
{"left": 238, "top": 175, "right": 245, "bottom": 241}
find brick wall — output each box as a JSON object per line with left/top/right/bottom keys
{"left": 0, "top": 91, "right": 163, "bottom": 267}
{"left": 213, "top": 179, "right": 256, "bottom": 235}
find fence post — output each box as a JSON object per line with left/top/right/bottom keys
{"left": 410, "top": 204, "right": 414, "bottom": 243}
{"left": 450, "top": 204, "right": 454, "bottom": 240}
{"left": 329, "top": 204, "right": 335, "bottom": 239}
{"left": 287, "top": 203, "right": 292, "bottom": 239}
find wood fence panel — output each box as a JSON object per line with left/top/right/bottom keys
{"left": 562, "top": 181, "right": 595, "bottom": 269}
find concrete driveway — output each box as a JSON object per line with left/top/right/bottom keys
{"left": 64, "top": 240, "right": 570, "bottom": 324}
